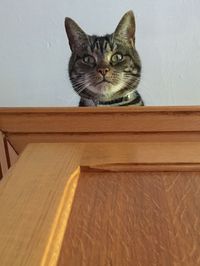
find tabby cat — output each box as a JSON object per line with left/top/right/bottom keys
{"left": 65, "top": 10, "right": 144, "bottom": 106}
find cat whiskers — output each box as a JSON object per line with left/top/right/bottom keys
{"left": 71, "top": 79, "right": 86, "bottom": 94}
{"left": 72, "top": 76, "right": 95, "bottom": 95}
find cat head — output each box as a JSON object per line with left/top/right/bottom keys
{"left": 65, "top": 11, "right": 141, "bottom": 102}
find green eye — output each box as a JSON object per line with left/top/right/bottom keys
{"left": 111, "top": 53, "right": 123, "bottom": 63}
{"left": 83, "top": 55, "right": 95, "bottom": 64}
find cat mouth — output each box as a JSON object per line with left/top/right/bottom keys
{"left": 96, "top": 79, "right": 112, "bottom": 85}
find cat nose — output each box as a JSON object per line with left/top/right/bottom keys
{"left": 98, "top": 67, "right": 110, "bottom": 76}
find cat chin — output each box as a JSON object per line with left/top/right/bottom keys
{"left": 88, "top": 83, "right": 111, "bottom": 94}
{"left": 87, "top": 83, "right": 125, "bottom": 100}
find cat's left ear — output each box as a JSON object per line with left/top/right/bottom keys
{"left": 114, "top": 10, "right": 136, "bottom": 46}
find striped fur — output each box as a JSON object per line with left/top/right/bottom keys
{"left": 65, "top": 11, "right": 144, "bottom": 106}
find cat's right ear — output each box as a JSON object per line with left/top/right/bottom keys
{"left": 64, "top": 18, "right": 89, "bottom": 52}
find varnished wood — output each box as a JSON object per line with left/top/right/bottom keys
{"left": 6, "top": 131, "right": 200, "bottom": 154}
{"left": 0, "top": 143, "right": 200, "bottom": 265}
{"left": 0, "top": 163, "right": 2, "bottom": 180}
{"left": 1, "top": 108, "right": 200, "bottom": 264}
{"left": 6, "top": 141, "right": 200, "bottom": 167}
{"left": 58, "top": 171, "right": 200, "bottom": 266}
{"left": 7, "top": 140, "right": 18, "bottom": 166}
{"left": 1, "top": 107, "right": 200, "bottom": 133}
{"left": 0, "top": 132, "right": 17, "bottom": 178}
{"left": 82, "top": 163, "right": 200, "bottom": 172}
{"left": 0, "top": 131, "right": 9, "bottom": 178}
{"left": 0, "top": 143, "right": 83, "bottom": 266}
{"left": 1, "top": 107, "right": 200, "bottom": 155}
{"left": 81, "top": 142, "right": 200, "bottom": 166}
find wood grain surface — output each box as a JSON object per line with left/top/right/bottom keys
{"left": 58, "top": 171, "right": 200, "bottom": 266}
{"left": 1, "top": 142, "right": 200, "bottom": 265}
{"left": 81, "top": 142, "right": 200, "bottom": 166}
{"left": 0, "top": 143, "right": 83, "bottom": 266}
{"left": 0, "top": 136, "right": 18, "bottom": 178}
{"left": 1, "top": 106, "right": 200, "bottom": 133}
{"left": 1, "top": 107, "right": 200, "bottom": 155}
{"left": 0, "top": 131, "right": 9, "bottom": 178}
{"left": 7, "top": 140, "right": 18, "bottom": 166}
{"left": 6, "top": 132, "right": 200, "bottom": 155}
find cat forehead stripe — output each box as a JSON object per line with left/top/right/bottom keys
{"left": 90, "top": 36, "right": 113, "bottom": 52}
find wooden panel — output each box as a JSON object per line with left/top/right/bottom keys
{"left": 7, "top": 140, "right": 18, "bottom": 166}
{"left": 58, "top": 171, "right": 200, "bottom": 266}
{"left": 81, "top": 142, "right": 200, "bottom": 166}
{"left": 0, "top": 163, "right": 2, "bottom": 180}
{"left": 0, "top": 131, "right": 9, "bottom": 177}
{"left": 1, "top": 142, "right": 200, "bottom": 265}
{"left": 0, "top": 143, "right": 83, "bottom": 266}
{"left": 1, "top": 107, "right": 200, "bottom": 133}
{"left": 1, "top": 107, "right": 200, "bottom": 155}
{"left": 6, "top": 132, "right": 200, "bottom": 154}
{"left": 5, "top": 141, "right": 197, "bottom": 170}
{"left": 82, "top": 164, "right": 200, "bottom": 172}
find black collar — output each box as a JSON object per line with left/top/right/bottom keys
{"left": 95, "top": 91, "right": 141, "bottom": 106}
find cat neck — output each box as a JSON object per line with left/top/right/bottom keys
{"left": 94, "top": 90, "right": 143, "bottom": 106}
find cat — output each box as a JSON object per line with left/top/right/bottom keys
{"left": 64, "top": 10, "right": 144, "bottom": 106}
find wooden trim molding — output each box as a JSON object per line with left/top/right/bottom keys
{"left": 1, "top": 106, "right": 200, "bottom": 133}
{"left": 1, "top": 106, "right": 200, "bottom": 154}
{"left": 0, "top": 131, "right": 9, "bottom": 178}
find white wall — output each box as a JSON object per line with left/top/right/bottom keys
{"left": 0, "top": 0, "right": 200, "bottom": 106}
